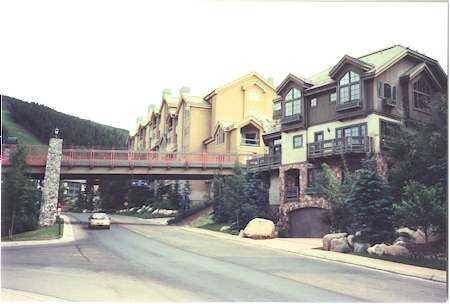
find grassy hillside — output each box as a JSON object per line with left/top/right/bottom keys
{"left": 2, "top": 109, "right": 43, "bottom": 144}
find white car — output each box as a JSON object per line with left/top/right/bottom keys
{"left": 88, "top": 213, "right": 111, "bottom": 229}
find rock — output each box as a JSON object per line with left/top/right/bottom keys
{"left": 220, "top": 226, "right": 231, "bottom": 232}
{"left": 384, "top": 245, "right": 410, "bottom": 257}
{"left": 393, "top": 240, "right": 409, "bottom": 247}
{"left": 353, "top": 242, "right": 370, "bottom": 253}
{"left": 347, "top": 235, "right": 355, "bottom": 248}
{"left": 238, "top": 230, "right": 245, "bottom": 238}
{"left": 243, "top": 218, "right": 276, "bottom": 239}
{"left": 152, "top": 209, "right": 160, "bottom": 214}
{"left": 323, "top": 233, "right": 348, "bottom": 251}
{"left": 330, "top": 238, "right": 352, "bottom": 253}
{"left": 368, "top": 243, "right": 410, "bottom": 257}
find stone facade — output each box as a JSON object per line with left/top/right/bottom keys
{"left": 39, "top": 138, "right": 63, "bottom": 226}
{"left": 277, "top": 161, "right": 331, "bottom": 234}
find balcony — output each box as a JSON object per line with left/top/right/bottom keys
{"left": 285, "top": 186, "right": 299, "bottom": 202}
{"left": 336, "top": 100, "right": 361, "bottom": 111}
{"left": 281, "top": 113, "right": 302, "bottom": 124}
{"left": 241, "top": 138, "right": 260, "bottom": 147}
{"left": 307, "top": 136, "right": 371, "bottom": 159}
{"left": 246, "top": 153, "right": 281, "bottom": 171}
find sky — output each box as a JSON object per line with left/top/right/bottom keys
{"left": 0, "top": 0, "right": 447, "bottom": 134}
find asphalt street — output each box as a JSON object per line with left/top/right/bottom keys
{"left": 1, "top": 213, "right": 447, "bottom": 302}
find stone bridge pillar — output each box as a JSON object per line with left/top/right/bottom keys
{"left": 39, "top": 137, "right": 63, "bottom": 226}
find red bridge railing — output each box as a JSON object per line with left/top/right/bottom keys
{"left": 2, "top": 145, "right": 256, "bottom": 169}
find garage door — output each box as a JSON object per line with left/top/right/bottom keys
{"left": 289, "top": 207, "right": 330, "bottom": 238}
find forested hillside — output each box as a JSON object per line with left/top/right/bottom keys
{"left": 2, "top": 95, "right": 129, "bottom": 147}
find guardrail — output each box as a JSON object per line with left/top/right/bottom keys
{"left": 307, "top": 136, "right": 371, "bottom": 159}
{"left": 246, "top": 154, "right": 281, "bottom": 170}
{"left": 1, "top": 145, "right": 254, "bottom": 170}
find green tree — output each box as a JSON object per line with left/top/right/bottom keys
{"left": 166, "top": 181, "right": 182, "bottom": 210}
{"left": 394, "top": 181, "right": 445, "bottom": 244}
{"left": 1, "top": 146, "right": 40, "bottom": 238}
{"left": 317, "top": 160, "right": 354, "bottom": 233}
{"left": 211, "top": 165, "right": 270, "bottom": 230}
{"left": 182, "top": 181, "right": 192, "bottom": 210}
{"left": 99, "top": 178, "right": 131, "bottom": 210}
{"left": 346, "top": 159, "right": 395, "bottom": 244}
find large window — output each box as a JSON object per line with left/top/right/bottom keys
{"left": 336, "top": 123, "right": 367, "bottom": 144}
{"left": 293, "top": 135, "right": 303, "bottom": 149}
{"left": 338, "top": 71, "right": 361, "bottom": 104}
{"left": 413, "top": 78, "right": 432, "bottom": 111}
{"left": 284, "top": 88, "right": 301, "bottom": 116}
{"left": 215, "top": 128, "right": 225, "bottom": 145}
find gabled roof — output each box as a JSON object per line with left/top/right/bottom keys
{"left": 276, "top": 73, "right": 314, "bottom": 94}
{"left": 305, "top": 45, "right": 446, "bottom": 89}
{"left": 328, "top": 55, "right": 374, "bottom": 79}
{"left": 400, "top": 62, "right": 442, "bottom": 90}
{"left": 204, "top": 72, "right": 275, "bottom": 100}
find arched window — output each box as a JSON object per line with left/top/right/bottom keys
{"left": 338, "top": 71, "right": 360, "bottom": 104}
{"left": 284, "top": 88, "right": 301, "bottom": 116}
{"left": 413, "top": 78, "right": 432, "bottom": 111}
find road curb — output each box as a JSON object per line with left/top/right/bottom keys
{"left": 181, "top": 226, "right": 447, "bottom": 283}
{"left": 1, "top": 215, "right": 75, "bottom": 248}
{"left": 1, "top": 288, "right": 66, "bottom": 301}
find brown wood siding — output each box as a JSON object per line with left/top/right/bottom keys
{"left": 306, "top": 89, "right": 336, "bottom": 126}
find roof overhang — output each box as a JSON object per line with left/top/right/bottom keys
{"left": 400, "top": 62, "right": 443, "bottom": 90}
{"left": 328, "top": 55, "right": 374, "bottom": 79}
{"left": 276, "top": 73, "right": 314, "bottom": 95}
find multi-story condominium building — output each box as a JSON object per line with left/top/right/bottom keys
{"left": 249, "top": 45, "right": 447, "bottom": 238}
{"left": 128, "top": 72, "right": 277, "bottom": 202}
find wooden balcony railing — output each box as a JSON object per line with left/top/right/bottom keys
{"left": 246, "top": 153, "right": 281, "bottom": 170}
{"left": 285, "top": 186, "right": 299, "bottom": 202}
{"left": 307, "top": 136, "right": 371, "bottom": 159}
{"left": 240, "top": 138, "right": 260, "bottom": 147}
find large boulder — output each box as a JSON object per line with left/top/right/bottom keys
{"left": 330, "top": 238, "right": 352, "bottom": 253}
{"left": 384, "top": 245, "right": 410, "bottom": 257}
{"left": 368, "top": 243, "right": 410, "bottom": 257}
{"left": 396, "top": 227, "right": 441, "bottom": 244}
{"left": 323, "top": 233, "right": 348, "bottom": 251}
{"left": 347, "top": 235, "right": 355, "bottom": 248}
{"left": 243, "top": 218, "right": 276, "bottom": 239}
{"left": 353, "top": 242, "right": 370, "bottom": 253}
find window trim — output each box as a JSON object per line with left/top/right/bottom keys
{"left": 335, "top": 123, "right": 367, "bottom": 139}
{"left": 310, "top": 98, "right": 317, "bottom": 108}
{"left": 330, "top": 92, "right": 337, "bottom": 103}
{"left": 337, "top": 70, "right": 361, "bottom": 105}
{"left": 284, "top": 87, "right": 302, "bottom": 117}
{"left": 293, "top": 135, "right": 303, "bottom": 149}
{"left": 412, "top": 77, "right": 432, "bottom": 113}
{"left": 314, "top": 131, "right": 324, "bottom": 142}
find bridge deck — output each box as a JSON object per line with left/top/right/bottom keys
{"left": 1, "top": 145, "right": 258, "bottom": 178}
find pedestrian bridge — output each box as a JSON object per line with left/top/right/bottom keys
{"left": 1, "top": 145, "right": 254, "bottom": 179}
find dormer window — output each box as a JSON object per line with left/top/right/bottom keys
{"left": 338, "top": 71, "right": 361, "bottom": 105}
{"left": 284, "top": 88, "right": 301, "bottom": 116}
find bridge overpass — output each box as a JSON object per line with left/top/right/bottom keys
{"left": 1, "top": 145, "right": 255, "bottom": 179}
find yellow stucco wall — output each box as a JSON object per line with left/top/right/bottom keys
{"left": 210, "top": 74, "right": 276, "bottom": 132}
{"left": 281, "top": 130, "right": 307, "bottom": 164}
{"left": 189, "top": 107, "right": 211, "bottom": 153}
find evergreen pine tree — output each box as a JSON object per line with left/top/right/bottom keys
{"left": 346, "top": 159, "right": 394, "bottom": 244}
{"left": 1, "top": 146, "right": 40, "bottom": 238}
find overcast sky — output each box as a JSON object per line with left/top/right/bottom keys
{"left": 1, "top": 0, "right": 447, "bottom": 134}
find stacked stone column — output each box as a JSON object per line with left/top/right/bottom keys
{"left": 39, "top": 138, "right": 63, "bottom": 226}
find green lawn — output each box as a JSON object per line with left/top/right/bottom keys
{"left": 2, "top": 225, "right": 63, "bottom": 241}
{"left": 197, "top": 222, "right": 239, "bottom": 235}
{"left": 2, "top": 110, "right": 42, "bottom": 144}
{"left": 350, "top": 252, "right": 447, "bottom": 271}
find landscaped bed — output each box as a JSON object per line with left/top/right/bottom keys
{"left": 2, "top": 224, "right": 63, "bottom": 242}
{"left": 350, "top": 252, "right": 447, "bottom": 271}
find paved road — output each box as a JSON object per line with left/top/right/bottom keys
{"left": 2, "top": 213, "right": 446, "bottom": 302}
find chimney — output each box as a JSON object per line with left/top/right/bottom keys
{"left": 147, "top": 104, "right": 156, "bottom": 122}
{"left": 179, "top": 86, "right": 191, "bottom": 95}
{"left": 162, "top": 88, "right": 172, "bottom": 96}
